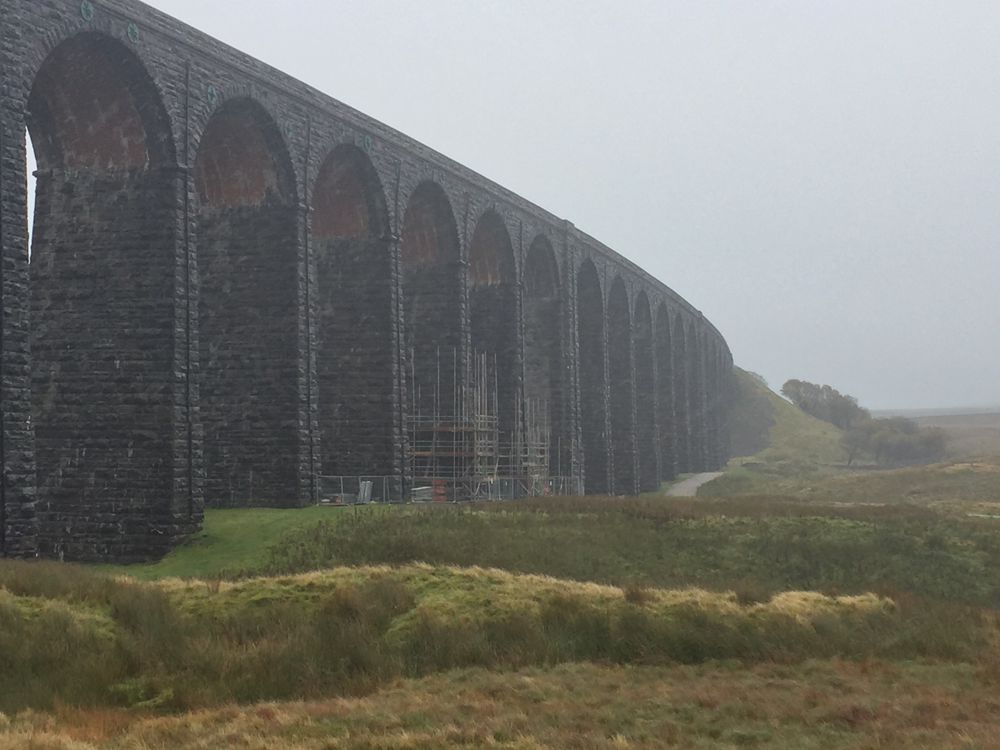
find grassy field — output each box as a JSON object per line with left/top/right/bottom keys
{"left": 4, "top": 661, "right": 999, "bottom": 749}
{"left": 4, "top": 377, "right": 1000, "bottom": 747}
{"left": 102, "top": 506, "right": 354, "bottom": 580}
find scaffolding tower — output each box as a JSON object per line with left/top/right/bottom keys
{"left": 408, "top": 348, "right": 551, "bottom": 501}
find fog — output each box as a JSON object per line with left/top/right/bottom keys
{"left": 40, "top": 0, "right": 999, "bottom": 410}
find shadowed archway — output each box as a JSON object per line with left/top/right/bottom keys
{"left": 27, "top": 32, "right": 185, "bottom": 559}
{"left": 608, "top": 278, "right": 636, "bottom": 495}
{"left": 400, "top": 181, "right": 462, "bottom": 420}
{"left": 312, "top": 144, "right": 393, "bottom": 479}
{"left": 655, "top": 304, "right": 676, "bottom": 481}
{"left": 195, "top": 97, "right": 300, "bottom": 507}
{"left": 686, "top": 322, "right": 705, "bottom": 472}
{"left": 672, "top": 315, "right": 691, "bottom": 473}
{"left": 577, "top": 260, "right": 609, "bottom": 494}
{"left": 524, "top": 236, "right": 565, "bottom": 476}
{"left": 468, "top": 210, "right": 518, "bottom": 470}
{"left": 634, "top": 292, "right": 658, "bottom": 492}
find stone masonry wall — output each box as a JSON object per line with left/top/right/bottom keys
{"left": 317, "top": 236, "right": 398, "bottom": 479}
{"left": 198, "top": 205, "right": 300, "bottom": 507}
{"left": 30, "top": 167, "right": 188, "bottom": 560}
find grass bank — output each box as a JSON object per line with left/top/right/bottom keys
{"left": 0, "top": 559, "right": 991, "bottom": 715}
{"left": 102, "top": 506, "right": 362, "bottom": 580}
{"left": 249, "top": 498, "right": 1000, "bottom": 608}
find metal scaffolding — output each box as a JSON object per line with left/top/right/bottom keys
{"left": 407, "top": 348, "right": 572, "bottom": 501}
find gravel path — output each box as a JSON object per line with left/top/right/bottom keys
{"left": 665, "top": 472, "right": 724, "bottom": 497}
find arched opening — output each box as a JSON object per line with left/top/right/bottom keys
{"left": 655, "top": 305, "right": 676, "bottom": 481}
{"left": 634, "top": 292, "right": 658, "bottom": 492}
{"left": 468, "top": 211, "right": 518, "bottom": 474}
{"left": 705, "top": 344, "right": 720, "bottom": 470}
{"left": 686, "top": 322, "right": 706, "bottom": 472}
{"left": 608, "top": 278, "right": 636, "bottom": 495}
{"left": 523, "top": 236, "right": 564, "bottom": 476}
{"left": 576, "top": 260, "right": 608, "bottom": 495}
{"left": 672, "top": 315, "right": 691, "bottom": 473}
{"left": 312, "top": 145, "right": 393, "bottom": 480}
{"left": 400, "top": 182, "right": 461, "bottom": 494}
{"left": 26, "top": 131, "right": 36, "bottom": 254}
{"left": 26, "top": 33, "right": 183, "bottom": 560}
{"left": 195, "top": 98, "right": 299, "bottom": 507}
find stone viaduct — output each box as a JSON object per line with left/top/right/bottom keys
{"left": 0, "top": 0, "right": 733, "bottom": 561}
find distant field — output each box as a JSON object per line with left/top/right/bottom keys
{"left": 913, "top": 411, "right": 1000, "bottom": 459}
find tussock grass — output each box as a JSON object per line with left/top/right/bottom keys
{"left": 0, "top": 560, "right": 991, "bottom": 715}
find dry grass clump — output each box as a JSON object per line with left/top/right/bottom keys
{"left": 3, "top": 560, "right": 986, "bottom": 715}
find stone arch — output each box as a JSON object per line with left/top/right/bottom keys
{"left": 194, "top": 98, "right": 296, "bottom": 208}
{"left": 400, "top": 181, "right": 462, "bottom": 418}
{"left": 26, "top": 32, "right": 175, "bottom": 173}
{"left": 468, "top": 210, "right": 518, "bottom": 469}
{"left": 686, "top": 321, "right": 706, "bottom": 472}
{"left": 576, "top": 259, "right": 609, "bottom": 495}
{"left": 608, "top": 278, "right": 636, "bottom": 495}
{"left": 312, "top": 144, "right": 395, "bottom": 479}
{"left": 705, "top": 341, "right": 722, "bottom": 470}
{"left": 313, "top": 144, "right": 388, "bottom": 240}
{"left": 26, "top": 32, "right": 186, "bottom": 560}
{"left": 634, "top": 291, "right": 658, "bottom": 492}
{"left": 523, "top": 235, "right": 564, "bottom": 475}
{"left": 195, "top": 97, "right": 300, "bottom": 507}
{"left": 672, "top": 315, "right": 691, "bottom": 473}
{"left": 655, "top": 304, "right": 676, "bottom": 481}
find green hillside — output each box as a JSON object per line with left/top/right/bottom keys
{"left": 745, "top": 372, "right": 844, "bottom": 465}
{"left": 703, "top": 370, "right": 844, "bottom": 495}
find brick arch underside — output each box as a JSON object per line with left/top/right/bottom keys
{"left": 27, "top": 33, "right": 188, "bottom": 561}
{"left": 523, "top": 239, "right": 564, "bottom": 476}
{"left": 608, "top": 281, "right": 636, "bottom": 495}
{"left": 634, "top": 295, "right": 658, "bottom": 493}
{"left": 468, "top": 212, "right": 518, "bottom": 467}
{"left": 195, "top": 98, "right": 299, "bottom": 508}
{"left": 655, "top": 306, "right": 676, "bottom": 481}
{"left": 576, "top": 262, "right": 608, "bottom": 495}
{"left": 400, "top": 183, "right": 461, "bottom": 420}
{"left": 313, "top": 146, "right": 395, "bottom": 479}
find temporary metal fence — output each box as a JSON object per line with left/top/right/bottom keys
{"left": 318, "top": 474, "right": 583, "bottom": 505}
{"left": 317, "top": 476, "right": 400, "bottom": 505}
{"left": 409, "top": 474, "right": 582, "bottom": 503}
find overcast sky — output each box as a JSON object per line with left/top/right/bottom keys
{"left": 93, "top": 1, "right": 1000, "bottom": 408}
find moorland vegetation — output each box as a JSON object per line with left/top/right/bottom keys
{"left": 2, "top": 372, "right": 1000, "bottom": 748}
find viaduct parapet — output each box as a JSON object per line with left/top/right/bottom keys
{"left": 0, "top": 0, "right": 733, "bottom": 561}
